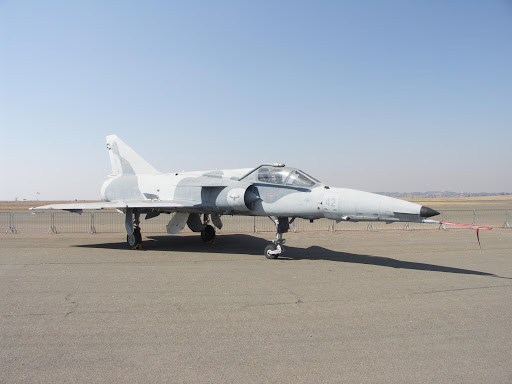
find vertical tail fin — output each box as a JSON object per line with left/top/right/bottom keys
{"left": 106, "top": 135, "right": 160, "bottom": 176}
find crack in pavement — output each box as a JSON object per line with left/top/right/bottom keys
{"left": 415, "top": 283, "right": 512, "bottom": 294}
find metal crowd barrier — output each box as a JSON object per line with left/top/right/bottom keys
{"left": 2, "top": 210, "right": 511, "bottom": 235}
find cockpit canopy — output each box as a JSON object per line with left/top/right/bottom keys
{"left": 241, "top": 166, "right": 320, "bottom": 188}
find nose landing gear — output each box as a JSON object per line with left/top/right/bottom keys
{"left": 265, "top": 217, "right": 291, "bottom": 259}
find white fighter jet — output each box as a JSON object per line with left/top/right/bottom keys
{"left": 35, "top": 135, "right": 446, "bottom": 258}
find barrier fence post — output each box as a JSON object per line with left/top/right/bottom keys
{"left": 48, "top": 213, "right": 57, "bottom": 234}
{"left": 472, "top": 210, "right": 476, "bottom": 225}
{"left": 6, "top": 213, "right": 17, "bottom": 234}
{"left": 505, "top": 210, "right": 511, "bottom": 228}
{"left": 253, "top": 216, "right": 257, "bottom": 233}
{"left": 88, "top": 212, "right": 97, "bottom": 234}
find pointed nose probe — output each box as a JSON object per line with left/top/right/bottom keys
{"left": 420, "top": 206, "right": 440, "bottom": 218}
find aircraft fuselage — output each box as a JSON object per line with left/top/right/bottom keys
{"left": 101, "top": 168, "right": 436, "bottom": 224}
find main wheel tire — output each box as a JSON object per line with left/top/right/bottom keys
{"left": 264, "top": 244, "right": 279, "bottom": 259}
{"left": 127, "top": 228, "right": 142, "bottom": 248}
{"left": 127, "top": 234, "right": 137, "bottom": 248}
{"left": 201, "top": 225, "right": 216, "bottom": 242}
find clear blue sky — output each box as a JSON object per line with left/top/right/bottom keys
{"left": 1, "top": 0, "right": 511, "bottom": 200}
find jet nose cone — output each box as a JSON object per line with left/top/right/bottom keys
{"left": 420, "top": 206, "right": 440, "bottom": 218}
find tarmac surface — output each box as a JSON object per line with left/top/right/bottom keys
{"left": 1, "top": 230, "right": 512, "bottom": 383}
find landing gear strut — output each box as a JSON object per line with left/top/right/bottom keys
{"left": 265, "top": 217, "right": 291, "bottom": 259}
{"left": 126, "top": 208, "right": 143, "bottom": 249}
{"left": 200, "top": 214, "right": 216, "bottom": 243}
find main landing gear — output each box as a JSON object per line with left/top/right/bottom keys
{"left": 200, "top": 214, "right": 216, "bottom": 243}
{"left": 126, "top": 208, "right": 143, "bottom": 249}
{"left": 265, "top": 217, "right": 292, "bottom": 259}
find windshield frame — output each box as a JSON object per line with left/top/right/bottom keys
{"left": 239, "top": 164, "right": 320, "bottom": 188}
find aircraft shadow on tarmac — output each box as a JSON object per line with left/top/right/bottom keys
{"left": 75, "top": 234, "right": 508, "bottom": 279}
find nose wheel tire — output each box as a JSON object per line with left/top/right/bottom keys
{"left": 201, "top": 224, "right": 216, "bottom": 243}
{"left": 265, "top": 216, "right": 289, "bottom": 259}
{"left": 265, "top": 244, "right": 280, "bottom": 259}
